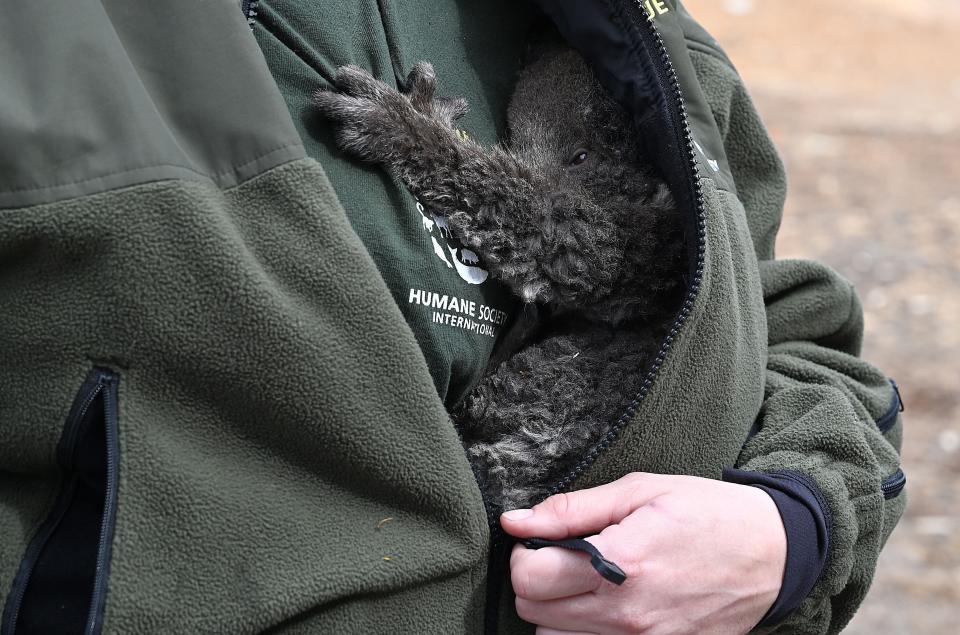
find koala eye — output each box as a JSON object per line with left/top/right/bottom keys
{"left": 568, "top": 150, "right": 589, "bottom": 167}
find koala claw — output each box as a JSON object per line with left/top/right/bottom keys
{"left": 404, "top": 62, "right": 470, "bottom": 128}
{"left": 404, "top": 61, "right": 437, "bottom": 111}
{"left": 314, "top": 63, "right": 471, "bottom": 163}
{"left": 318, "top": 63, "right": 452, "bottom": 121}
{"left": 431, "top": 96, "right": 470, "bottom": 129}
{"left": 332, "top": 64, "right": 394, "bottom": 101}
{"left": 314, "top": 66, "right": 407, "bottom": 161}
{"left": 314, "top": 65, "right": 404, "bottom": 122}
{"left": 313, "top": 91, "right": 365, "bottom": 121}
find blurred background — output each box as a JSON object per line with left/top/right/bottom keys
{"left": 683, "top": 0, "right": 960, "bottom": 631}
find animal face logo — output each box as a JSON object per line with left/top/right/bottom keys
{"left": 416, "top": 199, "right": 489, "bottom": 285}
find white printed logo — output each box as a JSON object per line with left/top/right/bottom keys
{"left": 408, "top": 287, "right": 507, "bottom": 338}
{"left": 416, "top": 200, "right": 489, "bottom": 285}
{"left": 693, "top": 138, "right": 721, "bottom": 173}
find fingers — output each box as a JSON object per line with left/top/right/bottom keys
{"left": 515, "top": 594, "right": 608, "bottom": 633}
{"left": 313, "top": 91, "right": 371, "bottom": 120}
{"left": 333, "top": 64, "right": 391, "bottom": 100}
{"left": 434, "top": 96, "right": 470, "bottom": 127}
{"left": 501, "top": 473, "right": 668, "bottom": 539}
{"left": 319, "top": 63, "right": 469, "bottom": 132}
{"left": 404, "top": 61, "right": 437, "bottom": 112}
{"left": 317, "top": 65, "right": 407, "bottom": 119}
{"left": 510, "top": 542, "right": 604, "bottom": 601}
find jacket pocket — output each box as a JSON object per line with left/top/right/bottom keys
{"left": 1, "top": 368, "right": 120, "bottom": 635}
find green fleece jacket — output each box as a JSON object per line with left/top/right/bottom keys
{"left": 0, "top": 1, "right": 904, "bottom": 634}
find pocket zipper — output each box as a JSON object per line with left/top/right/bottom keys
{"left": 1, "top": 369, "right": 120, "bottom": 635}
{"left": 85, "top": 372, "right": 120, "bottom": 635}
{"left": 881, "top": 468, "right": 906, "bottom": 500}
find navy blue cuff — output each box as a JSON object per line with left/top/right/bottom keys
{"left": 722, "top": 468, "right": 830, "bottom": 628}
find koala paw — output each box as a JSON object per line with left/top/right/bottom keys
{"left": 314, "top": 65, "right": 407, "bottom": 162}
{"left": 401, "top": 62, "right": 470, "bottom": 129}
{"left": 314, "top": 63, "right": 469, "bottom": 163}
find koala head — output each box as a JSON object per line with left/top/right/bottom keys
{"left": 504, "top": 42, "right": 684, "bottom": 315}
{"left": 506, "top": 45, "right": 663, "bottom": 225}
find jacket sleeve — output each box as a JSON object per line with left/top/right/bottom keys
{"left": 681, "top": 14, "right": 906, "bottom": 635}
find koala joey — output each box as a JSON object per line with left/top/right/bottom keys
{"left": 316, "top": 44, "right": 686, "bottom": 512}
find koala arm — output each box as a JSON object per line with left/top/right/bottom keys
{"left": 315, "top": 64, "right": 622, "bottom": 306}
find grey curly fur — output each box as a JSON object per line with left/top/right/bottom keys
{"left": 316, "top": 45, "right": 685, "bottom": 512}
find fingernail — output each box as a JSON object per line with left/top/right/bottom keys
{"left": 502, "top": 508, "right": 533, "bottom": 521}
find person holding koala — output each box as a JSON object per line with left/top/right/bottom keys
{"left": 0, "top": 1, "right": 904, "bottom": 634}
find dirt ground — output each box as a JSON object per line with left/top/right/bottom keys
{"left": 683, "top": 0, "right": 960, "bottom": 631}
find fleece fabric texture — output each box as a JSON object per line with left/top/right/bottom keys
{"left": 0, "top": 162, "right": 492, "bottom": 633}
{"left": 0, "top": 0, "right": 904, "bottom": 634}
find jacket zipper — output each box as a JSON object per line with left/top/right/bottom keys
{"left": 544, "top": 0, "right": 707, "bottom": 499}
{"left": 85, "top": 373, "right": 120, "bottom": 635}
{"left": 483, "top": 521, "right": 509, "bottom": 634}
{"left": 242, "top": 0, "right": 260, "bottom": 30}
{"left": 483, "top": 2, "right": 708, "bottom": 631}
{"left": 1, "top": 369, "right": 120, "bottom": 635}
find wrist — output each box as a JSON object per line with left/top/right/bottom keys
{"left": 745, "top": 484, "right": 788, "bottom": 609}
{"left": 724, "top": 468, "right": 832, "bottom": 627}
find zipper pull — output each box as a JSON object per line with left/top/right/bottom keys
{"left": 522, "top": 538, "right": 627, "bottom": 586}
{"left": 891, "top": 379, "right": 905, "bottom": 412}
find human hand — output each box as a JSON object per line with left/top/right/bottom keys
{"left": 500, "top": 472, "right": 787, "bottom": 635}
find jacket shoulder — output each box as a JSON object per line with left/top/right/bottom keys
{"left": 0, "top": 0, "right": 303, "bottom": 209}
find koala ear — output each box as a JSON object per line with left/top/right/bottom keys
{"left": 523, "top": 21, "right": 568, "bottom": 64}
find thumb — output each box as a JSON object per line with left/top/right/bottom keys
{"left": 500, "top": 472, "right": 667, "bottom": 539}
